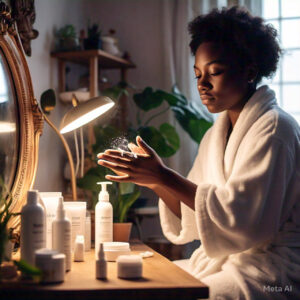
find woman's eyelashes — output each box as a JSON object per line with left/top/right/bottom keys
{"left": 194, "top": 70, "right": 224, "bottom": 80}
{"left": 211, "top": 70, "right": 224, "bottom": 76}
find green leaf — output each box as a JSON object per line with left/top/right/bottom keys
{"left": 93, "top": 125, "right": 122, "bottom": 155}
{"left": 56, "top": 24, "right": 76, "bottom": 38}
{"left": 13, "top": 259, "right": 42, "bottom": 277}
{"left": 77, "top": 167, "right": 106, "bottom": 192}
{"left": 159, "top": 123, "right": 180, "bottom": 150}
{"left": 119, "top": 182, "right": 135, "bottom": 195}
{"left": 133, "top": 87, "right": 164, "bottom": 111}
{"left": 189, "top": 119, "right": 212, "bottom": 143}
{"left": 118, "top": 188, "right": 141, "bottom": 222}
{"left": 102, "top": 85, "right": 128, "bottom": 101}
{"left": 139, "top": 126, "right": 179, "bottom": 157}
{"left": 172, "top": 106, "right": 212, "bottom": 143}
{"left": 155, "top": 90, "right": 179, "bottom": 106}
{"left": 171, "top": 85, "right": 188, "bottom": 105}
{"left": 40, "top": 89, "right": 56, "bottom": 114}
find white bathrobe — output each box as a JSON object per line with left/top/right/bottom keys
{"left": 159, "top": 86, "right": 300, "bottom": 300}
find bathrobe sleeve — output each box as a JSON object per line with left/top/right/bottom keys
{"left": 158, "top": 139, "right": 207, "bottom": 244}
{"left": 196, "top": 133, "right": 294, "bottom": 258}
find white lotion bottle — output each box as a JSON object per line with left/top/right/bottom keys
{"left": 52, "top": 196, "right": 71, "bottom": 271}
{"left": 21, "top": 190, "right": 45, "bottom": 266}
{"left": 95, "top": 181, "right": 113, "bottom": 259}
{"left": 96, "top": 243, "right": 107, "bottom": 280}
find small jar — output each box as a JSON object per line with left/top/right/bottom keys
{"left": 117, "top": 255, "right": 143, "bottom": 279}
{"left": 35, "top": 249, "right": 65, "bottom": 283}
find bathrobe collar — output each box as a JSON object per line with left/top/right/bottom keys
{"left": 210, "top": 85, "right": 276, "bottom": 181}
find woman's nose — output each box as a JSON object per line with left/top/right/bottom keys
{"left": 197, "top": 75, "right": 212, "bottom": 91}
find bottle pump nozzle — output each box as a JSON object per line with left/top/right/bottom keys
{"left": 57, "top": 196, "right": 65, "bottom": 220}
{"left": 97, "top": 181, "right": 112, "bottom": 202}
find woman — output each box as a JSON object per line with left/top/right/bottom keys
{"left": 98, "top": 6, "right": 300, "bottom": 300}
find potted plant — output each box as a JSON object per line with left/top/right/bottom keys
{"left": 84, "top": 22, "right": 102, "bottom": 50}
{"left": 77, "top": 83, "right": 213, "bottom": 241}
{"left": 55, "top": 24, "right": 79, "bottom": 52}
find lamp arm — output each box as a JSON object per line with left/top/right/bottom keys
{"left": 43, "top": 113, "right": 78, "bottom": 201}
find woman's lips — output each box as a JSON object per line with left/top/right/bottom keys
{"left": 200, "top": 94, "right": 215, "bottom": 104}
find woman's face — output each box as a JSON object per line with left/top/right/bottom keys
{"left": 194, "top": 42, "right": 250, "bottom": 115}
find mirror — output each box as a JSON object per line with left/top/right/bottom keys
{"left": 0, "top": 49, "right": 19, "bottom": 195}
{"left": 0, "top": 4, "right": 43, "bottom": 230}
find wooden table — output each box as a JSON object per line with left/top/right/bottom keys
{"left": 0, "top": 242, "right": 208, "bottom": 300}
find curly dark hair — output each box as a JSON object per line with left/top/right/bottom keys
{"left": 188, "top": 6, "right": 282, "bottom": 83}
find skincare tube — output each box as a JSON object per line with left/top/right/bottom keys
{"left": 39, "top": 192, "right": 62, "bottom": 249}
{"left": 64, "top": 202, "right": 87, "bottom": 250}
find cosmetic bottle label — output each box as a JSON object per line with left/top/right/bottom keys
{"left": 96, "top": 216, "right": 112, "bottom": 241}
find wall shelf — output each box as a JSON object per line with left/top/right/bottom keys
{"left": 51, "top": 49, "right": 136, "bottom": 69}
{"left": 51, "top": 49, "right": 136, "bottom": 139}
{"left": 51, "top": 49, "right": 136, "bottom": 196}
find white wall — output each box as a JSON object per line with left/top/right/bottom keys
{"left": 27, "top": 0, "right": 96, "bottom": 192}
{"left": 85, "top": 0, "right": 166, "bottom": 89}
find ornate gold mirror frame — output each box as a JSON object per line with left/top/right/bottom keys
{"left": 0, "top": 3, "right": 43, "bottom": 230}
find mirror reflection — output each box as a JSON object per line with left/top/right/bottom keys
{"left": 0, "top": 50, "right": 19, "bottom": 194}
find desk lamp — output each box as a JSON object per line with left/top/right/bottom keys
{"left": 42, "top": 94, "right": 115, "bottom": 201}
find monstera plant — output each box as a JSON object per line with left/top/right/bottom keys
{"left": 77, "top": 83, "right": 212, "bottom": 222}
{"left": 132, "top": 85, "right": 212, "bottom": 156}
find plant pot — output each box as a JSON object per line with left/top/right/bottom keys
{"left": 0, "top": 261, "right": 18, "bottom": 281}
{"left": 113, "top": 222, "right": 132, "bottom": 242}
{"left": 57, "top": 37, "right": 79, "bottom": 51}
{"left": 83, "top": 38, "right": 102, "bottom": 50}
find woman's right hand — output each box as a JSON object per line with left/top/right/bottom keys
{"left": 97, "top": 136, "right": 167, "bottom": 189}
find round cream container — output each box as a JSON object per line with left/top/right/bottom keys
{"left": 103, "top": 242, "right": 131, "bottom": 261}
{"left": 117, "top": 255, "right": 143, "bottom": 279}
{"left": 35, "top": 249, "right": 65, "bottom": 283}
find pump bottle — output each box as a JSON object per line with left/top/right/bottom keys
{"left": 95, "top": 181, "right": 113, "bottom": 259}
{"left": 52, "top": 196, "right": 71, "bottom": 271}
{"left": 21, "top": 190, "right": 45, "bottom": 265}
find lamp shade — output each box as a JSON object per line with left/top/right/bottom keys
{"left": 60, "top": 96, "right": 115, "bottom": 134}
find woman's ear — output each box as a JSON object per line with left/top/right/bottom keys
{"left": 246, "top": 65, "right": 258, "bottom": 83}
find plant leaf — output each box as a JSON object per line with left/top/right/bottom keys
{"left": 102, "top": 85, "right": 128, "bottom": 101}
{"left": 159, "top": 123, "right": 180, "bottom": 150}
{"left": 172, "top": 106, "right": 212, "bottom": 143}
{"left": 77, "top": 167, "right": 107, "bottom": 192}
{"left": 118, "top": 188, "right": 141, "bottom": 223}
{"left": 139, "top": 126, "right": 178, "bottom": 157}
{"left": 119, "top": 182, "right": 135, "bottom": 195}
{"left": 93, "top": 125, "right": 122, "bottom": 156}
{"left": 171, "top": 85, "right": 188, "bottom": 105}
{"left": 13, "top": 259, "right": 42, "bottom": 277}
{"left": 156, "top": 89, "right": 186, "bottom": 106}
{"left": 133, "top": 87, "right": 164, "bottom": 111}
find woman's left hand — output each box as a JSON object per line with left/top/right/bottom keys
{"left": 97, "top": 136, "right": 167, "bottom": 189}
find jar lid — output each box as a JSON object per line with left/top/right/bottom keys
{"left": 117, "top": 255, "right": 142, "bottom": 264}
{"left": 103, "top": 242, "right": 130, "bottom": 251}
{"left": 35, "top": 248, "right": 58, "bottom": 258}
